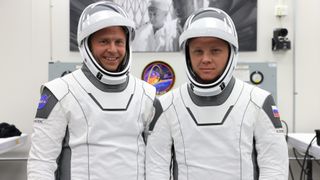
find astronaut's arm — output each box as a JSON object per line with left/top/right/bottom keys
{"left": 146, "top": 112, "right": 173, "bottom": 180}
{"left": 28, "top": 87, "right": 68, "bottom": 180}
{"left": 255, "top": 95, "right": 288, "bottom": 180}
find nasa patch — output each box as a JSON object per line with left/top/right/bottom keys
{"left": 37, "top": 94, "right": 50, "bottom": 110}
{"left": 35, "top": 87, "right": 58, "bottom": 119}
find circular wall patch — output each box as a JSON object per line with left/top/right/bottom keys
{"left": 142, "top": 61, "right": 175, "bottom": 95}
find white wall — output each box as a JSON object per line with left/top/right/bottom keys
{"left": 0, "top": 0, "right": 33, "bottom": 153}
{"left": 0, "top": 0, "right": 34, "bottom": 179}
{"left": 294, "top": 0, "right": 320, "bottom": 132}
{"left": 0, "top": 0, "right": 319, "bottom": 179}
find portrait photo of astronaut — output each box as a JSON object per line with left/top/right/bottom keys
{"left": 70, "top": 0, "right": 257, "bottom": 52}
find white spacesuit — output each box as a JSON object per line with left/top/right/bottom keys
{"left": 28, "top": 2, "right": 158, "bottom": 180}
{"left": 146, "top": 7, "right": 288, "bottom": 180}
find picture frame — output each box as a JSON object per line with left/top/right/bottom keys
{"left": 70, "top": 0, "right": 257, "bottom": 52}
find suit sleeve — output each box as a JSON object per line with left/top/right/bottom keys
{"left": 146, "top": 111, "right": 173, "bottom": 180}
{"left": 254, "top": 95, "right": 288, "bottom": 180}
{"left": 27, "top": 87, "right": 68, "bottom": 180}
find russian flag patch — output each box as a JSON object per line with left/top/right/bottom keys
{"left": 271, "top": 106, "right": 280, "bottom": 118}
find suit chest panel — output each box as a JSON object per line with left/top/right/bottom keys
{"left": 64, "top": 74, "right": 145, "bottom": 143}
{"left": 170, "top": 83, "right": 256, "bottom": 162}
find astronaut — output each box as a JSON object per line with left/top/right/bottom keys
{"left": 28, "top": 2, "right": 158, "bottom": 179}
{"left": 164, "top": 0, "right": 195, "bottom": 51}
{"left": 132, "top": 0, "right": 171, "bottom": 51}
{"left": 146, "top": 7, "right": 288, "bottom": 180}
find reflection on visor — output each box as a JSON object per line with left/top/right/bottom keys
{"left": 190, "top": 17, "right": 233, "bottom": 34}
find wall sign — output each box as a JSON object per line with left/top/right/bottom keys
{"left": 142, "top": 61, "right": 175, "bottom": 95}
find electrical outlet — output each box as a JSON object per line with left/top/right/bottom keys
{"left": 275, "top": 5, "right": 288, "bottom": 17}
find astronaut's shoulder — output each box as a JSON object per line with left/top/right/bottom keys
{"left": 143, "top": 81, "right": 157, "bottom": 100}
{"left": 35, "top": 78, "right": 69, "bottom": 119}
{"left": 246, "top": 82, "right": 271, "bottom": 107}
{"left": 42, "top": 77, "right": 69, "bottom": 101}
{"left": 134, "top": 76, "right": 156, "bottom": 100}
{"left": 159, "top": 88, "right": 179, "bottom": 111}
{"left": 241, "top": 81, "right": 282, "bottom": 129}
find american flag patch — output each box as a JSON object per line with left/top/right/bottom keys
{"left": 271, "top": 106, "right": 280, "bottom": 118}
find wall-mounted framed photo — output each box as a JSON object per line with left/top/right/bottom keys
{"left": 70, "top": 0, "right": 257, "bottom": 52}
{"left": 141, "top": 61, "right": 175, "bottom": 95}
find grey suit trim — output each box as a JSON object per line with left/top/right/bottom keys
{"left": 148, "top": 98, "right": 163, "bottom": 131}
{"left": 262, "top": 95, "right": 283, "bottom": 129}
{"left": 35, "top": 87, "right": 58, "bottom": 119}
{"left": 171, "top": 143, "right": 178, "bottom": 180}
{"left": 187, "top": 105, "right": 234, "bottom": 126}
{"left": 88, "top": 93, "right": 133, "bottom": 111}
{"left": 187, "top": 77, "right": 235, "bottom": 106}
{"left": 55, "top": 127, "right": 71, "bottom": 180}
{"left": 81, "top": 64, "right": 129, "bottom": 92}
{"left": 252, "top": 137, "right": 259, "bottom": 180}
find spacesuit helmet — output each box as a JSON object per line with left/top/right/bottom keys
{"left": 77, "top": 1, "right": 135, "bottom": 85}
{"left": 179, "top": 7, "right": 238, "bottom": 96}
